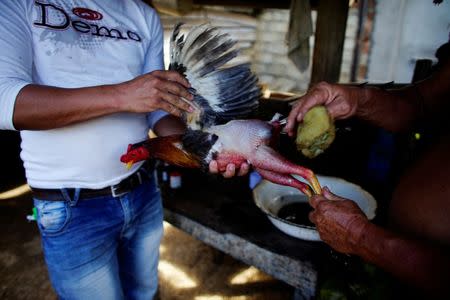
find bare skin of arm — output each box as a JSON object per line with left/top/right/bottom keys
{"left": 13, "top": 70, "right": 194, "bottom": 130}
{"left": 288, "top": 60, "right": 450, "bottom": 294}
{"left": 285, "top": 60, "right": 450, "bottom": 135}
{"left": 309, "top": 188, "right": 450, "bottom": 295}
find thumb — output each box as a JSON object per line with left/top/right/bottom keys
{"left": 322, "top": 186, "right": 345, "bottom": 201}
{"left": 309, "top": 194, "right": 326, "bottom": 209}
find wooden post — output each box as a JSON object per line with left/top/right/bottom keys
{"left": 151, "top": 0, "right": 193, "bottom": 14}
{"left": 310, "top": 0, "right": 349, "bottom": 85}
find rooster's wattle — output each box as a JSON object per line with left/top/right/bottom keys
{"left": 120, "top": 23, "right": 321, "bottom": 197}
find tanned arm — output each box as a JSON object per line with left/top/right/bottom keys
{"left": 357, "top": 59, "right": 450, "bottom": 131}
{"left": 285, "top": 60, "right": 450, "bottom": 135}
{"left": 14, "top": 84, "right": 121, "bottom": 130}
{"left": 355, "top": 86, "right": 422, "bottom": 132}
{"left": 13, "top": 70, "right": 194, "bottom": 130}
{"left": 353, "top": 221, "right": 450, "bottom": 294}
{"left": 309, "top": 188, "right": 450, "bottom": 295}
{"left": 152, "top": 114, "right": 186, "bottom": 137}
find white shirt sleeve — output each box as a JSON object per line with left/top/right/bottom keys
{"left": 142, "top": 8, "right": 169, "bottom": 130}
{"left": 0, "top": 2, "right": 33, "bottom": 130}
{"left": 142, "top": 8, "right": 164, "bottom": 74}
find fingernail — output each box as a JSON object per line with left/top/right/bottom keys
{"left": 189, "top": 106, "right": 194, "bottom": 112}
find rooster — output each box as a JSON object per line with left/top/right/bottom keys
{"left": 120, "top": 23, "right": 321, "bottom": 197}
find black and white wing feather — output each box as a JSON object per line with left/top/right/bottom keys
{"left": 169, "top": 23, "right": 260, "bottom": 130}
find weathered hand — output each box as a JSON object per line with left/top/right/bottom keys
{"left": 118, "top": 70, "right": 194, "bottom": 117}
{"left": 285, "top": 82, "right": 363, "bottom": 136}
{"left": 208, "top": 161, "right": 250, "bottom": 178}
{"left": 309, "top": 187, "right": 369, "bottom": 254}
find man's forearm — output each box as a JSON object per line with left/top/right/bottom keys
{"left": 152, "top": 114, "right": 186, "bottom": 137}
{"left": 355, "top": 86, "right": 422, "bottom": 132}
{"left": 13, "top": 84, "right": 122, "bottom": 130}
{"left": 356, "top": 59, "right": 450, "bottom": 132}
{"left": 352, "top": 222, "right": 450, "bottom": 294}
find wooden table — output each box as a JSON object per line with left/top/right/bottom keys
{"left": 161, "top": 170, "right": 331, "bottom": 299}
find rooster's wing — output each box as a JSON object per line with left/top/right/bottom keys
{"left": 169, "top": 23, "right": 261, "bottom": 130}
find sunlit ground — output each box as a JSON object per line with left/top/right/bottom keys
{"left": 158, "top": 221, "right": 291, "bottom": 300}
{"left": 0, "top": 184, "right": 291, "bottom": 300}
{"left": 0, "top": 184, "right": 30, "bottom": 200}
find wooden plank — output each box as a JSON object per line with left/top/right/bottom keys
{"left": 310, "top": 0, "right": 349, "bottom": 85}
{"left": 193, "top": 0, "right": 292, "bottom": 9}
{"left": 161, "top": 169, "right": 326, "bottom": 299}
{"left": 192, "top": 0, "right": 319, "bottom": 9}
{"left": 161, "top": 170, "right": 327, "bottom": 263}
{"left": 150, "top": 0, "right": 193, "bottom": 14}
{"left": 164, "top": 209, "right": 318, "bottom": 298}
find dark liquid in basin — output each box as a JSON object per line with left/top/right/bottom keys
{"left": 277, "top": 200, "right": 315, "bottom": 227}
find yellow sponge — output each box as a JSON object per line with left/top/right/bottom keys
{"left": 296, "top": 106, "right": 335, "bottom": 158}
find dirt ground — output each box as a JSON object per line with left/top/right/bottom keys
{"left": 0, "top": 184, "right": 292, "bottom": 300}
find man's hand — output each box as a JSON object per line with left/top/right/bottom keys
{"left": 117, "top": 70, "right": 194, "bottom": 117}
{"left": 285, "top": 82, "right": 363, "bottom": 136}
{"left": 309, "top": 187, "right": 369, "bottom": 254}
{"left": 208, "top": 161, "right": 250, "bottom": 178}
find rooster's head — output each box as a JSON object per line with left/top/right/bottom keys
{"left": 120, "top": 143, "right": 150, "bottom": 169}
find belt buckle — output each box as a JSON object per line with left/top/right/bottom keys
{"left": 111, "top": 184, "right": 127, "bottom": 198}
{"left": 111, "top": 171, "right": 144, "bottom": 198}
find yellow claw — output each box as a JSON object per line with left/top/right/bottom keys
{"left": 310, "top": 174, "right": 322, "bottom": 195}
{"left": 303, "top": 185, "right": 313, "bottom": 198}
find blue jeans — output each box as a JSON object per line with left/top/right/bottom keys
{"left": 33, "top": 178, "right": 163, "bottom": 300}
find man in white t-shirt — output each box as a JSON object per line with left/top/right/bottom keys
{"left": 0, "top": 1, "right": 245, "bottom": 299}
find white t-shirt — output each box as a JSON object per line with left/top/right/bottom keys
{"left": 0, "top": 0, "right": 168, "bottom": 189}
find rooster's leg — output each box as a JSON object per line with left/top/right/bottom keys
{"left": 255, "top": 167, "right": 313, "bottom": 197}
{"left": 252, "top": 145, "right": 322, "bottom": 195}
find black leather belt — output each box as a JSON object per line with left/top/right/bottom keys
{"left": 31, "top": 163, "right": 152, "bottom": 201}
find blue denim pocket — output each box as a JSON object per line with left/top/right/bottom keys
{"left": 34, "top": 199, "right": 71, "bottom": 236}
